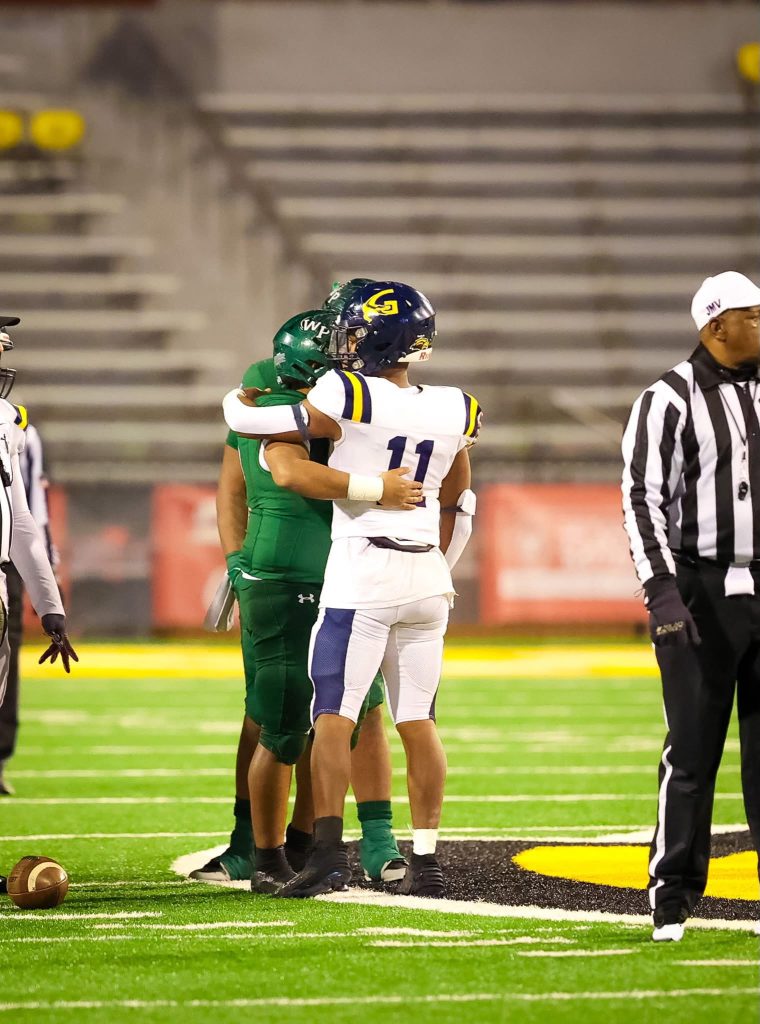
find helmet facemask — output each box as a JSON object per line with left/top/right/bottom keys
{"left": 328, "top": 325, "right": 369, "bottom": 372}
{"left": 0, "top": 332, "right": 16, "bottom": 399}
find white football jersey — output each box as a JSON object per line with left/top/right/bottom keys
{"left": 0, "top": 399, "right": 26, "bottom": 562}
{"left": 307, "top": 369, "right": 482, "bottom": 546}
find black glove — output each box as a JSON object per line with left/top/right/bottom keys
{"left": 644, "top": 576, "right": 701, "bottom": 647}
{"left": 39, "top": 613, "right": 79, "bottom": 673}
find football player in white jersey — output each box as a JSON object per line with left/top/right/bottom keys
{"left": 223, "top": 282, "right": 481, "bottom": 898}
{"left": 0, "top": 317, "right": 77, "bottom": 698}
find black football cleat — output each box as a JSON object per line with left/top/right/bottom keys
{"left": 251, "top": 862, "right": 296, "bottom": 895}
{"left": 276, "top": 842, "right": 351, "bottom": 899}
{"left": 0, "top": 875, "right": 7, "bottom": 894}
{"left": 251, "top": 847, "right": 296, "bottom": 895}
{"left": 397, "top": 853, "right": 444, "bottom": 898}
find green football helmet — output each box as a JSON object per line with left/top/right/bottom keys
{"left": 272, "top": 309, "right": 335, "bottom": 390}
{"left": 322, "top": 278, "right": 376, "bottom": 316}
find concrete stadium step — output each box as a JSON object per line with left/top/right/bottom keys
{"left": 281, "top": 196, "right": 758, "bottom": 222}
{"left": 14, "top": 310, "right": 207, "bottom": 343}
{"left": 311, "top": 234, "right": 759, "bottom": 273}
{"left": 279, "top": 195, "right": 758, "bottom": 233}
{"left": 0, "top": 235, "right": 153, "bottom": 271}
{"left": 0, "top": 161, "right": 79, "bottom": 189}
{"left": 551, "top": 385, "right": 653, "bottom": 413}
{"left": 12, "top": 349, "right": 226, "bottom": 380}
{"left": 43, "top": 421, "right": 224, "bottom": 447}
{"left": 201, "top": 91, "right": 751, "bottom": 120}
{"left": 0, "top": 193, "right": 125, "bottom": 217}
{"left": 436, "top": 310, "right": 689, "bottom": 336}
{"left": 0, "top": 271, "right": 178, "bottom": 295}
{"left": 423, "top": 348, "right": 685, "bottom": 379}
{"left": 18, "top": 384, "right": 225, "bottom": 410}
{"left": 228, "top": 125, "right": 757, "bottom": 159}
{"left": 0, "top": 272, "right": 179, "bottom": 302}
{"left": 251, "top": 159, "right": 760, "bottom": 199}
{"left": 330, "top": 272, "right": 705, "bottom": 303}
{"left": 51, "top": 460, "right": 221, "bottom": 485}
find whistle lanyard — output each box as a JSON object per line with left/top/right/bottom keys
{"left": 718, "top": 381, "right": 759, "bottom": 501}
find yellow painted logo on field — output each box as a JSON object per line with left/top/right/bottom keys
{"left": 362, "top": 288, "right": 399, "bottom": 322}
{"left": 514, "top": 845, "right": 760, "bottom": 901}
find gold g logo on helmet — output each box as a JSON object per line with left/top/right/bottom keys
{"left": 362, "top": 288, "right": 399, "bottom": 323}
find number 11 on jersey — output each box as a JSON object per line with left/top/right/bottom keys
{"left": 387, "top": 435, "right": 434, "bottom": 507}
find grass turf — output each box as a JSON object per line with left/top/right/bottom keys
{"left": 0, "top": 641, "right": 758, "bottom": 1023}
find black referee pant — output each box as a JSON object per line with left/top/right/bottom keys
{"left": 649, "top": 555, "right": 760, "bottom": 914}
{"left": 0, "top": 566, "right": 24, "bottom": 765}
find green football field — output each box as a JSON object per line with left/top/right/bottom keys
{"left": 0, "top": 640, "right": 758, "bottom": 1024}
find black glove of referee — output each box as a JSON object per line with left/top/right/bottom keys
{"left": 644, "top": 576, "right": 701, "bottom": 648}
{"left": 39, "top": 613, "right": 79, "bottom": 674}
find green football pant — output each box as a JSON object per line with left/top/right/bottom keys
{"left": 236, "top": 577, "right": 383, "bottom": 763}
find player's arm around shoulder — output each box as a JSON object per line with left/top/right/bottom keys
{"left": 266, "top": 440, "right": 423, "bottom": 509}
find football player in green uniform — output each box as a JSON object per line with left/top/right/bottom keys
{"left": 193, "top": 306, "right": 409, "bottom": 891}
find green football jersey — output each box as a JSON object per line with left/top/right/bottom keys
{"left": 236, "top": 392, "right": 332, "bottom": 586}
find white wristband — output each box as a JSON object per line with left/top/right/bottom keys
{"left": 347, "top": 474, "right": 384, "bottom": 503}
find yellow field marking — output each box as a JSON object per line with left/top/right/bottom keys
{"left": 514, "top": 846, "right": 760, "bottom": 902}
{"left": 19, "top": 643, "right": 658, "bottom": 681}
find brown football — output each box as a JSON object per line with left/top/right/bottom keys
{"left": 7, "top": 856, "right": 68, "bottom": 909}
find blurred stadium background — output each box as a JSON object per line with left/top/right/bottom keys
{"left": 0, "top": 0, "right": 757, "bottom": 635}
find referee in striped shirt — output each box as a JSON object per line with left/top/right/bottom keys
{"left": 622, "top": 270, "right": 760, "bottom": 942}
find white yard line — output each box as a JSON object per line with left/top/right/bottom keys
{"left": 0, "top": 936, "right": 145, "bottom": 944}
{"left": 371, "top": 937, "right": 574, "bottom": 948}
{"left": 93, "top": 921, "right": 293, "bottom": 932}
{"left": 317, "top": 889, "right": 759, "bottom": 932}
{"left": 9, "top": 766, "right": 676, "bottom": 779}
{"left": 0, "top": 832, "right": 230, "bottom": 841}
{"left": 4, "top": 793, "right": 745, "bottom": 806}
{"left": 0, "top": 911, "right": 162, "bottom": 922}
{"left": 676, "top": 960, "right": 760, "bottom": 967}
{"left": 9, "top": 769, "right": 230, "bottom": 779}
{"left": 518, "top": 949, "right": 635, "bottom": 957}
{"left": 71, "top": 880, "right": 198, "bottom": 889}
{"left": 0, "top": 990, "right": 757, "bottom": 1011}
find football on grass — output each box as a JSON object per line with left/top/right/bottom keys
{"left": 7, "top": 856, "right": 68, "bottom": 909}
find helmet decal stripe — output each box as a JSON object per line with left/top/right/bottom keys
{"left": 338, "top": 370, "right": 355, "bottom": 420}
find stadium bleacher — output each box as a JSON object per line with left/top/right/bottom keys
{"left": 202, "top": 90, "right": 760, "bottom": 478}
{"left": 0, "top": 98, "right": 218, "bottom": 484}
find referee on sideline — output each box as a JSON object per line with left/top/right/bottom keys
{"left": 0, "top": 421, "right": 58, "bottom": 796}
{"left": 622, "top": 270, "right": 760, "bottom": 943}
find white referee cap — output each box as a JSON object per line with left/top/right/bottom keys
{"left": 691, "top": 271, "right": 760, "bottom": 330}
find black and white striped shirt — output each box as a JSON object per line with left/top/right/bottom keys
{"left": 622, "top": 344, "right": 760, "bottom": 583}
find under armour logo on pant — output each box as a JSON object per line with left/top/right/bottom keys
{"left": 298, "top": 593, "right": 315, "bottom": 604}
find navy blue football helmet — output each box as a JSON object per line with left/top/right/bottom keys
{"left": 329, "top": 281, "right": 436, "bottom": 375}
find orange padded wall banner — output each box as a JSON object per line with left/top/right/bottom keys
{"left": 480, "top": 484, "right": 647, "bottom": 625}
{"left": 152, "top": 485, "right": 226, "bottom": 630}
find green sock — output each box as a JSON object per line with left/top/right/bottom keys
{"left": 229, "top": 797, "right": 253, "bottom": 857}
{"left": 357, "top": 800, "right": 394, "bottom": 843}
